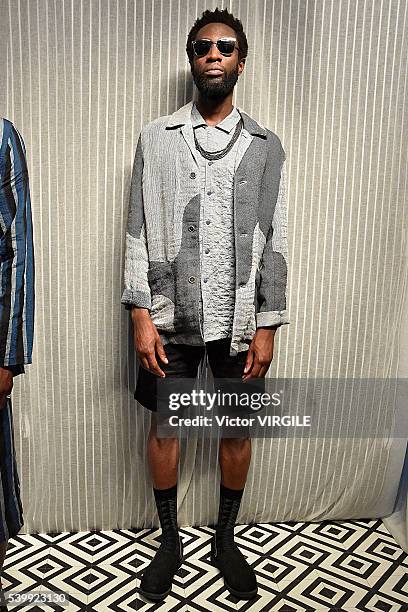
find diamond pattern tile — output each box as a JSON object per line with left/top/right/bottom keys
{"left": 0, "top": 519, "right": 406, "bottom": 611}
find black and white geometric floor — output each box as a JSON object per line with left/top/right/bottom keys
{"left": 2, "top": 519, "right": 407, "bottom": 611}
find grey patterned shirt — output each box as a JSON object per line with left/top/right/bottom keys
{"left": 191, "top": 101, "right": 253, "bottom": 342}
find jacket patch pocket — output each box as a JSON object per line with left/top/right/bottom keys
{"left": 147, "top": 263, "right": 176, "bottom": 331}
{"left": 147, "top": 263, "right": 175, "bottom": 303}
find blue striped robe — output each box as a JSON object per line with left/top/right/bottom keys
{"left": 0, "top": 119, "right": 35, "bottom": 376}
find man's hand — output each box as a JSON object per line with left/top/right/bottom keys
{"left": 0, "top": 367, "right": 13, "bottom": 409}
{"left": 242, "top": 328, "right": 276, "bottom": 380}
{"left": 131, "top": 307, "right": 169, "bottom": 377}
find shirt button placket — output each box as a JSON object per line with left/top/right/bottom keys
{"left": 203, "top": 153, "right": 212, "bottom": 303}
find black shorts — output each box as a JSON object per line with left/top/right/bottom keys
{"left": 134, "top": 338, "right": 251, "bottom": 413}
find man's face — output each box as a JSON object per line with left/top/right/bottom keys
{"left": 190, "top": 23, "right": 245, "bottom": 100}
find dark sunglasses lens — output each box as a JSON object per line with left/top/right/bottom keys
{"left": 218, "top": 40, "right": 235, "bottom": 54}
{"left": 193, "top": 40, "right": 212, "bottom": 56}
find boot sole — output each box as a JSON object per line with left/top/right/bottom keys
{"left": 210, "top": 553, "right": 258, "bottom": 600}
{"left": 138, "top": 586, "right": 171, "bottom": 601}
{"left": 139, "top": 556, "right": 184, "bottom": 601}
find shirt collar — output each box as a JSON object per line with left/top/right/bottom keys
{"left": 165, "top": 100, "right": 267, "bottom": 138}
{"left": 190, "top": 101, "right": 241, "bottom": 134}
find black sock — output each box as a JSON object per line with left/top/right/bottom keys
{"left": 153, "top": 483, "right": 180, "bottom": 553}
{"left": 215, "top": 483, "right": 244, "bottom": 552}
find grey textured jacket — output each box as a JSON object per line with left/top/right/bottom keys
{"left": 121, "top": 100, "right": 289, "bottom": 356}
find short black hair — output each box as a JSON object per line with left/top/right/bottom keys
{"left": 186, "top": 7, "right": 248, "bottom": 66}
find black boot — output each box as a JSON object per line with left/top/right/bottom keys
{"left": 210, "top": 483, "right": 258, "bottom": 600}
{"left": 139, "top": 484, "right": 183, "bottom": 601}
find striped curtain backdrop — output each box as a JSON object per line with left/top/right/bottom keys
{"left": 1, "top": 0, "right": 407, "bottom": 538}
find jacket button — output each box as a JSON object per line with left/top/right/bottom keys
{"left": 190, "top": 172, "right": 196, "bottom": 179}
{"left": 188, "top": 276, "right": 196, "bottom": 283}
{"left": 188, "top": 225, "right": 196, "bottom": 232}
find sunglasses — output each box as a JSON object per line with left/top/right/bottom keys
{"left": 191, "top": 37, "right": 240, "bottom": 57}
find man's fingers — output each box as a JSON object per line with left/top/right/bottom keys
{"left": 139, "top": 347, "right": 166, "bottom": 377}
{"left": 156, "top": 341, "right": 169, "bottom": 365}
{"left": 250, "top": 361, "right": 262, "bottom": 378}
{"left": 243, "top": 349, "right": 254, "bottom": 374}
{"left": 258, "top": 364, "right": 269, "bottom": 378}
{"left": 146, "top": 352, "right": 165, "bottom": 378}
{"left": 243, "top": 358, "right": 262, "bottom": 380}
{"left": 140, "top": 356, "right": 150, "bottom": 371}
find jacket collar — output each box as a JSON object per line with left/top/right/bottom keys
{"left": 165, "top": 100, "right": 267, "bottom": 138}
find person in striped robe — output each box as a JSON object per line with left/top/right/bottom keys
{"left": 0, "top": 118, "right": 35, "bottom": 608}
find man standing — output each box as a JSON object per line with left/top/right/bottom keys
{"left": 122, "top": 7, "right": 288, "bottom": 602}
{"left": 0, "top": 118, "right": 35, "bottom": 609}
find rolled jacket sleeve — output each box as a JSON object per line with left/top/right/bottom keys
{"left": 0, "top": 120, "right": 35, "bottom": 374}
{"left": 121, "top": 132, "right": 152, "bottom": 311}
{"left": 256, "top": 157, "right": 290, "bottom": 329}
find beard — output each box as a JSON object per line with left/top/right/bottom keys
{"left": 192, "top": 64, "right": 239, "bottom": 100}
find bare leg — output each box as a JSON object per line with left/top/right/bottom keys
{"left": 147, "top": 413, "right": 179, "bottom": 488}
{"left": 219, "top": 437, "right": 251, "bottom": 488}
{"left": 213, "top": 438, "right": 258, "bottom": 600}
{"left": 139, "top": 414, "right": 181, "bottom": 601}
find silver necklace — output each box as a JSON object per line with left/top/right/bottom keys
{"left": 194, "top": 116, "right": 243, "bottom": 160}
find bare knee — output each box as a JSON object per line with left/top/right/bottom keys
{"left": 149, "top": 413, "right": 178, "bottom": 448}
